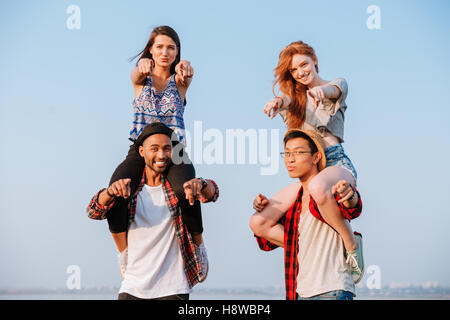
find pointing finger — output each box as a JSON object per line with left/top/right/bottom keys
{"left": 185, "top": 187, "right": 194, "bottom": 206}
{"left": 118, "top": 180, "right": 128, "bottom": 198}
{"left": 110, "top": 184, "right": 119, "bottom": 197}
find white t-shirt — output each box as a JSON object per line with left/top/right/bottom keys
{"left": 296, "top": 209, "right": 355, "bottom": 298}
{"left": 119, "top": 184, "right": 191, "bottom": 299}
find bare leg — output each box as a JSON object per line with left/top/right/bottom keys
{"left": 308, "top": 166, "right": 357, "bottom": 252}
{"left": 111, "top": 232, "right": 128, "bottom": 253}
{"left": 249, "top": 180, "right": 301, "bottom": 246}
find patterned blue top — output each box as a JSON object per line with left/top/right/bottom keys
{"left": 129, "top": 74, "right": 186, "bottom": 143}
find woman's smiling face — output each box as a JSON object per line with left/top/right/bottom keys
{"left": 289, "top": 54, "right": 318, "bottom": 86}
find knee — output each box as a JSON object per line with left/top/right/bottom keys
{"left": 249, "top": 214, "right": 270, "bottom": 237}
{"left": 308, "top": 179, "right": 334, "bottom": 206}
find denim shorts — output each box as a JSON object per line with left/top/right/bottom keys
{"left": 324, "top": 144, "right": 358, "bottom": 182}
{"left": 297, "top": 290, "right": 354, "bottom": 300}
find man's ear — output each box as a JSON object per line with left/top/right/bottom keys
{"left": 139, "top": 145, "right": 144, "bottom": 157}
{"left": 312, "top": 152, "right": 321, "bottom": 167}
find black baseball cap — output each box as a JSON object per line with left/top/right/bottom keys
{"left": 134, "top": 122, "right": 177, "bottom": 152}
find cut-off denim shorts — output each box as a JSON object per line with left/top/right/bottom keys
{"left": 324, "top": 144, "right": 358, "bottom": 182}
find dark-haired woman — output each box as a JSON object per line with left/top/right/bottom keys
{"left": 106, "top": 26, "right": 208, "bottom": 279}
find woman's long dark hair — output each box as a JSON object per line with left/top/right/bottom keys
{"left": 130, "top": 26, "right": 181, "bottom": 75}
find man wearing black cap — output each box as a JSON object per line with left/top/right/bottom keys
{"left": 87, "top": 122, "right": 219, "bottom": 300}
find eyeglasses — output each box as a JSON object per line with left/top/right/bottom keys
{"left": 280, "top": 151, "right": 313, "bottom": 158}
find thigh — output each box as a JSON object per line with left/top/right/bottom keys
{"left": 110, "top": 144, "right": 145, "bottom": 193}
{"left": 325, "top": 145, "right": 358, "bottom": 182}
{"left": 106, "top": 196, "right": 130, "bottom": 233}
{"left": 310, "top": 165, "right": 356, "bottom": 191}
{"left": 166, "top": 162, "right": 196, "bottom": 199}
{"left": 166, "top": 154, "right": 203, "bottom": 233}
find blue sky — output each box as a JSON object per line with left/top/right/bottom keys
{"left": 1, "top": 0, "right": 450, "bottom": 292}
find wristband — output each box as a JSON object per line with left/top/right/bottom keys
{"left": 198, "top": 177, "right": 208, "bottom": 191}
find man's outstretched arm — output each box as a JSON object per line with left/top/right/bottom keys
{"left": 87, "top": 178, "right": 132, "bottom": 220}
{"left": 183, "top": 178, "right": 219, "bottom": 206}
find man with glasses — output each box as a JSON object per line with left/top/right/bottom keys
{"left": 250, "top": 129, "right": 363, "bottom": 300}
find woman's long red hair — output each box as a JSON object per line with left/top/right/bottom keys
{"left": 273, "top": 41, "right": 319, "bottom": 129}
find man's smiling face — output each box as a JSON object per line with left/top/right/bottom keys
{"left": 139, "top": 133, "right": 172, "bottom": 174}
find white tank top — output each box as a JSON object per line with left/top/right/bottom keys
{"left": 119, "top": 184, "right": 190, "bottom": 299}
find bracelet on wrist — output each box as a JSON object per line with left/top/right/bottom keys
{"left": 274, "top": 96, "right": 283, "bottom": 103}
{"left": 198, "top": 177, "right": 208, "bottom": 191}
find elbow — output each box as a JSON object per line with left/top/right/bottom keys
{"left": 249, "top": 214, "right": 270, "bottom": 238}
{"left": 130, "top": 69, "right": 145, "bottom": 86}
{"left": 130, "top": 67, "right": 138, "bottom": 83}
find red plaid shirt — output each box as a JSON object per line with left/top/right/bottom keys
{"left": 256, "top": 186, "right": 362, "bottom": 300}
{"left": 87, "top": 171, "right": 219, "bottom": 288}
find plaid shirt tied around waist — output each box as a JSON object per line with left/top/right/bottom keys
{"left": 87, "top": 171, "right": 219, "bottom": 288}
{"left": 256, "top": 186, "right": 362, "bottom": 300}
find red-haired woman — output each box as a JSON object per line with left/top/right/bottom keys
{"left": 250, "top": 41, "right": 363, "bottom": 283}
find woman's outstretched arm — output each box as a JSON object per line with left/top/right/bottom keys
{"left": 307, "top": 78, "right": 347, "bottom": 107}
{"left": 174, "top": 60, "right": 194, "bottom": 99}
{"left": 263, "top": 95, "right": 291, "bottom": 119}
